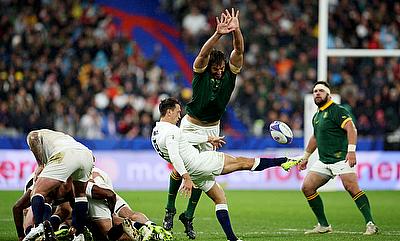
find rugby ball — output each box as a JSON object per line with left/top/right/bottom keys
{"left": 269, "top": 121, "right": 293, "bottom": 144}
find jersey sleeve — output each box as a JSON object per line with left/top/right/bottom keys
{"left": 165, "top": 131, "right": 188, "bottom": 176}
{"left": 182, "top": 132, "right": 208, "bottom": 145}
{"left": 334, "top": 106, "right": 353, "bottom": 129}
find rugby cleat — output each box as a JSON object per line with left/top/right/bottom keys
{"left": 152, "top": 225, "right": 174, "bottom": 240}
{"left": 54, "top": 228, "right": 71, "bottom": 241}
{"left": 179, "top": 213, "right": 196, "bottom": 239}
{"left": 43, "top": 221, "right": 56, "bottom": 241}
{"left": 281, "top": 156, "right": 302, "bottom": 171}
{"left": 304, "top": 223, "right": 333, "bottom": 234}
{"left": 122, "top": 218, "right": 140, "bottom": 241}
{"left": 139, "top": 224, "right": 154, "bottom": 241}
{"left": 364, "top": 221, "right": 378, "bottom": 235}
{"left": 163, "top": 208, "right": 176, "bottom": 231}
{"left": 23, "top": 223, "right": 44, "bottom": 241}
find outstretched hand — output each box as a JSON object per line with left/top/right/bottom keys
{"left": 225, "top": 8, "right": 240, "bottom": 31}
{"left": 216, "top": 12, "right": 233, "bottom": 35}
{"left": 208, "top": 135, "right": 226, "bottom": 150}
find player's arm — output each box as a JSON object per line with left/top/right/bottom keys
{"left": 26, "top": 131, "right": 44, "bottom": 166}
{"left": 86, "top": 181, "right": 116, "bottom": 213}
{"left": 226, "top": 8, "right": 244, "bottom": 73}
{"left": 13, "top": 190, "right": 32, "bottom": 240}
{"left": 165, "top": 133, "right": 193, "bottom": 196}
{"left": 193, "top": 12, "right": 232, "bottom": 72}
{"left": 343, "top": 120, "right": 357, "bottom": 167}
{"left": 299, "top": 135, "right": 317, "bottom": 170}
{"left": 183, "top": 133, "right": 226, "bottom": 149}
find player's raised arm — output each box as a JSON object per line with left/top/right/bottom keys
{"left": 193, "top": 12, "right": 233, "bottom": 72}
{"left": 227, "top": 8, "right": 244, "bottom": 73}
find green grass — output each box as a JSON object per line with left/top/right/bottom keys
{"left": 1, "top": 190, "right": 399, "bottom": 241}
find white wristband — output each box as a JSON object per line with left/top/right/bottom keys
{"left": 348, "top": 144, "right": 356, "bottom": 152}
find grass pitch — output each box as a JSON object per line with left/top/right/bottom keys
{"left": 1, "top": 190, "right": 399, "bottom": 240}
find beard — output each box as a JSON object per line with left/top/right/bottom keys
{"left": 314, "top": 95, "right": 329, "bottom": 107}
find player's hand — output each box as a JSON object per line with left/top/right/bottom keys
{"left": 216, "top": 12, "right": 233, "bottom": 35}
{"left": 345, "top": 151, "right": 357, "bottom": 167}
{"left": 180, "top": 173, "right": 193, "bottom": 198}
{"left": 298, "top": 159, "right": 308, "bottom": 171}
{"left": 208, "top": 136, "right": 226, "bottom": 149}
{"left": 225, "top": 8, "right": 240, "bottom": 31}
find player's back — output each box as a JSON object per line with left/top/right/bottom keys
{"left": 37, "top": 129, "right": 90, "bottom": 160}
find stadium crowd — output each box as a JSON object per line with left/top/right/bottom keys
{"left": 164, "top": 0, "right": 400, "bottom": 139}
{"left": 0, "top": 0, "right": 399, "bottom": 141}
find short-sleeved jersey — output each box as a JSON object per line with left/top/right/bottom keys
{"left": 313, "top": 100, "right": 353, "bottom": 164}
{"left": 151, "top": 121, "right": 206, "bottom": 175}
{"left": 186, "top": 62, "right": 237, "bottom": 123}
{"left": 32, "top": 129, "right": 91, "bottom": 165}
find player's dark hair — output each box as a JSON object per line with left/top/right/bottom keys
{"left": 209, "top": 49, "right": 226, "bottom": 67}
{"left": 159, "top": 97, "right": 180, "bottom": 117}
{"left": 313, "top": 81, "right": 330, "bottom": 90}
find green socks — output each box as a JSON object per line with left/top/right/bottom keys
{"left": 306, "top": 192, "right": 329, "bottom": 226}
{"left": 184, "top": 187, "right": 202, "bottom": 218}
{"left": 166, "top": 172, "right": 182, "bottom": 211}
{"left": 353, "top": 191, "right": 374, "bottom": 224}
{"left": 166, "top": 172, "right": 203, "bottom": 219}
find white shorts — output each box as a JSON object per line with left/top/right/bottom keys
{"left": 39, "top": 149, "right": 94, "bottom": 182}
{"left": 88, "top": 194, "right": 129, "bottom": 220}
{"left": 310, "top": 160, "right": 356, "bottom": 178}
{"left": 185, "top": 151, "right": 225, "bottom": 192}
{"left": 180, "top": 115, "right": 220, "bottom": 152}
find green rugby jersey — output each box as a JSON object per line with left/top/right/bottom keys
{"left": 313, "top": 100, "right": 353, "bottom": 164}
{"left": 186, "top": 62, "right": 237, "bottom": 123}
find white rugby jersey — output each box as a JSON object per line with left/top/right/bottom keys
{"left": 92, "top": 167, "right": 113, "bottom": 190}
{"left": 151, "top": 121, "right": 208, "bottom": 176}
{"left": 30, "top": 129, "right": 91, "bottom": 165}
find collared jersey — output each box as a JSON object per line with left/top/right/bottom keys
{"left": 313, "top": 100, "right": 353, "bottom": 164}
{"left": 186, "top": 62, "right": 237, "bottom": 123}
{"left": 151, "top": 121, "right": 208, "bottom": 176}
{"left": 34, "top": 129, "right": 91, "bottom": 165}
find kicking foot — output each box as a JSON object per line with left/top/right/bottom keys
{"left": 179, "top": 213, "right": 196, "bottom": 239}
{"left": 281, "top": 156, "right": 302, "bottom": 171}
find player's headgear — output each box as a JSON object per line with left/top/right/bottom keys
{"left": 313, "top": 81, "right": 331, "bottom": 95}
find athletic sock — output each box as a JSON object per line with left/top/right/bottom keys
{"left": 353, "top": 191, "right": 374, "bottom": 224}
{"left": 166, "top": 172, "right": 182, "bottom": 211}
{"left": 184, "top": 187, "right": 202, "bottom": 218}
{"left": 43, "top": 203, "right": 52, "bottom": 221}
{"left": 72, "top": 197, "right": 88, "bottom": 235}
{"left": 215, "top": 204, "right": 237, "bottom": 241}
{"left": 31, "top": 194, "right": 45, "bottom": 225}
{"left": 306, "top": 192, "right": 329, "bottom": 227}
{"left": 107, "top": 223, "right": 124, "bottom": 241}
{"left": 50, "top": 215, "right": 62, "bottom": 230}
{"left": 252, "top": 157, "right": 288, "bottom": 171}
